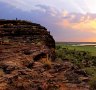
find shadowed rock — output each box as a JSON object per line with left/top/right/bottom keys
{"left": 0, "top": 20, "right": 89, "bottom": 90}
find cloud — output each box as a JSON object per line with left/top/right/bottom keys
{"left": 0, "top": 0, "right": 89, "bottom": 13}
{"left": 58, "top": 13, "right": 96, "bottom": 34}
{"left": 71, "top": 19, "right": 96, "bottom": 33}
{"left": 0, "top": 0, "right": 42, "bottom": 11}
{"left": 36, "top": 5, "right": 58, "bottom": 16}
{"left": 62, "top": 10, "right": 69, "bottom": 17}
{"left": 0, "top": 1, "right": 96, "bottom": 42}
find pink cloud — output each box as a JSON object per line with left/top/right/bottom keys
{"left": 58, "top": 14, "right": 96, "bottom": 34}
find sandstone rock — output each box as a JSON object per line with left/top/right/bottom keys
{"left": 0, "top": 19, "right": 55, "bottom": 61}
{"left": 0, "top": 19, "right": 89, "bottom": 90}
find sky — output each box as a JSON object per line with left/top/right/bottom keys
{"left": 0, "top": 0, "right": 96, "bottom": 42}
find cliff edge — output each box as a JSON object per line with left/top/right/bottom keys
{"left": 0, "top": 20, "right": 89, "bottom": 90}
{"left": 0, "top": 20, "right": 55, "bottom": 60}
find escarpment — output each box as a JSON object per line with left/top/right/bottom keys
{"left": 0, "top": 20, "right": 56, "bottom": 90}
{"left": 0, "top": 20, "right": 89, "bottom": 90}
{"left": 0, "top": 20, "right": 55, "bottom": 60}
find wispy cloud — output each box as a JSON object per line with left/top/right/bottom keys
{"left": 1, "top": 0, "right": 96, "bottom": 14}
{"left": 36, "top": 5, "right": 58, "bottom": 16}
{"left": 58, "top": 13, "right": 96, "bottom": 34}
{"left": 0, "top": 1, "right": 96, "bottom": 42}
{"left": 0, "top": 0, "right": 39, "bottom": 11}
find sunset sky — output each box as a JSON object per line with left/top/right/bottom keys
{"left": 0, "top": 0, "right": 96, "bottom": 42}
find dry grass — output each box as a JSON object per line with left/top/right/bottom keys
{"left": 0, "top": 69, "right": 4, "bottom": 76}
{"left": 40, "top": 58, "right": 52, "bottom": 69}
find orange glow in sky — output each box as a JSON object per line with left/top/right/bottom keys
{"left": 0, "top": 0, "right": 96, "bottom": 42}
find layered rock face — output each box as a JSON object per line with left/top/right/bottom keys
{"left": 0, "top": 20, "right": 56, "bottom": 90}
{"left": 0, "top": 20, "right": 55, "bottom": 60}
{"left": 0, "top": 20, "right": 55, "bottom": 47}
{"left": 0, "top": 20, "right": 89, "bottom": 90}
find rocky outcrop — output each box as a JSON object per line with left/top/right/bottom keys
{"left": 0, "top": 60, "right": 89, "bottom": 90}
{"left": 0, "top": 19, "right": 55, "bottom": 60}
{"left": 0, "top": 19, "right": 56, "bottom": 90}
{"left": 0, "top": 20, "right": 89, "bottom": 90}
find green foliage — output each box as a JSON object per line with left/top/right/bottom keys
{"left": 56, "top": 44, "right": 96, "bottom": 89}
{"left": 56, "top": 44, "right": 96, "bottom": 68}
{"left": 84, "top": 67, "right": 96, "bottom": 76}
{"left": 56, "top": 44, "right": 96, "bottom": 56}
{"left": 89, "top": 76, "right": 96, "bottom": 90}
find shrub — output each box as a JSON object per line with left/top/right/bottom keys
{"left": 89, "top": 76, "right": 96, "bottom": 90}
{"left": 56, "top": 45, "right": 95, "bottom": 68}
{"left": 84, "top": 67, "right": 96, "bottom": 76}
{"left": 42, "top": 59, "right": 52, "bottom": 69}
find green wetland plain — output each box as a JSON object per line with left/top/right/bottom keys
{"left": 56, "top": 42, "right": 96, "bottom": 56}
{"left": 56, "top": 42, "right": 96, "bottom": 89}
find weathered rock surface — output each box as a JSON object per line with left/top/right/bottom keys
{"left": 0, "top": 20, "right": 89, "bottom": 90}
{"left": 0, "top": 19, "right": 55, "bottom": 60}
{"left": 0, "top": 61, "right": 90, "bottom": 90}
